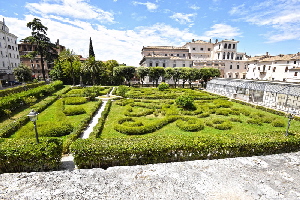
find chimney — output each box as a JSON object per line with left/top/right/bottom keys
{"left": 192, "top": 39, "right": 195, "bottom": 42}
{"left": 266, "top": 52, "right": 269, "bottom": 56}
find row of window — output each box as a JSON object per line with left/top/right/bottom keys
{"left": 0, "top": 42, "right": 18, "bottom": 51}
{"left": 148, "top": 63, "right": 192, "bottom": 67}
{"left": 229, "top": 65, "right": 245, "bottom": 69}
{"left": 1, "top": 36, "right": 17, "bottom": 44}
{"left": 219, "top": 43, "right": 236, "bottom": 49}
{"left": 192, "top": 47, "right": 211, "bottom": 51}
{"left": 0, "top": 51, "right": 19, "bottom": 58}
{"left": 1, "top": 61, "right": 18, "bottom": 69}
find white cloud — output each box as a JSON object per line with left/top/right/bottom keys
{"left": 189, "top": 5, "right": 200, "bottom": 10}
{"left": 204, "top": 24, "right": 242, "bottom": 39}
{"left": 132, "top": 1, "right": 158, "bottom": 11}
{"left": 25, "top": 0, "right": 115, "bottom": 23}
{"left": 229, "top": 0, "right": 300, "bottom": 42}
{"left": 170, "top": 13, "right": 197, "bottom": 25}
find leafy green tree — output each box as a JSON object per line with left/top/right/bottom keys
{"left": 187, "top": 68, "right": 201, "bottom": 88}
{"left": 59, "top": 49, "right": 80, "bottom": 85}
{"left": 199, "top": 68, "right": 221, "bottom": 88}
{"left": 164, "top": 67, "right": 175, "bottom": 82}
{"left": 22, "top": 18, "right": 58, "bottom": 81}
{"left": 175, "top": 95, "right": 195, "bottom": 110}
{"left": 13, "top": 64, "right": 33, "bottom": 83}
{"left": 148, "top": 67, "right": 165, "bottom": 87}
{"left": 82, "top": 56, "right": 101, "bottom": 85}
{"left": 114, "top": 66, "right": 136, "bottom": 86}
{"left": 103, "top": 60, "right": 120, "bottom": 85}
{"left": 172, "top": 68, "right": 181, "bottom": 88}
{"left": 136, "top": 66, "right": 149, "bottom": 87}
{"left": 49, "top": 59, "right": 64, "bottom": 81}
{"left": 179, "top": 67, "right": 191, "bottom": 88}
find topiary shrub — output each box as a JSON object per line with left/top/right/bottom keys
{"left": 158, "top": 82, "right": 169, "bottom": 91}
{"left": 63, "top": 106, "right": 86, "bottom": 116}
{"left": 176, "top": 117, "right": 204, "bottom": 132}
{"left": 214, "top": 121, "right": 233, "bottom": 130}
{"left": 63, "top": 97, "right": 87, "bottom": 105}
{"left": 212, "top": 118, "right": 226, "bottom": 124}
{"left": 175, "top": 95, "right": 195, "bottom": 110}
{"left": 229, "top": 117, "right": 243, "bottom": 123}
{"left": 272, "top": 119, "right": 285, "bottom": 127}
{"left": 116, "top": 85, "right": 129, "bottom": 97}
{"left": 213, "top": 99, "right": 233, "bottom": 108}
{"left": 247, "top": 119, "right": 263, "bottom": 126}
{"left": 215, "top": 108, "right": 231, "bottom": 116}
{"left": 198, "top": 112, "right": 210, "bottom": 118}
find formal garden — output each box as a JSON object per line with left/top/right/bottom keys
{"left": 1, "top": 83, "right": 300, "bottom": 173}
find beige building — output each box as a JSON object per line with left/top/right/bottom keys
{"left": 0, "top": 18, "right": 20, "bottom": 85}
{"left": 140, "top": 39, "right": 248, "bottom": 83}
{"left": 18, "top": 39, "right": 65, "bottom": 80}
{"left": 246, "top": 52, "right": 300, "bottom": 82}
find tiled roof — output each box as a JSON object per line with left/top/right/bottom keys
{"left": 143, "top": 46, "right": 188, "bottom": 50}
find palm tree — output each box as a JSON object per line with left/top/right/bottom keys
{"left": 59, "top": 49, "right": 79, "bottom": 85}
{"left": 82, "top": 56, "right": 101, "bottom": 85}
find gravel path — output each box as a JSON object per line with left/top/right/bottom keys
{"left": 1, "top": 151, "right": 300, "bottom": 199}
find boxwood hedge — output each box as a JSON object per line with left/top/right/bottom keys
{"left": 0, "top": 138, "right": 63, "bottom": 173}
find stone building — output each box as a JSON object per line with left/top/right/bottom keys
{"left": 246, "top": 52, "right": 300, "bottom": 82}
{"left": 0, "top": 18, "right": 20, "bottom": 85}
{"left": 18, "top": 39, "right": 65, "bottom": 80}
{"left": 140, "top": 39, "right": 248, "bottom": 83}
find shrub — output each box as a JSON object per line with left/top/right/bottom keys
{"left": 158, "top": 82, "right": 169, "bottom": 91}
{"left": 247, "top": 119, "right": 263, "bottom": 126}
{"left": 215, "top": 108, "right": 231, "bottom": 116}
{"left": 272, "top": 119, "right": 285, "bottom": 127}
{"left": 63, "top": 97, "right": 87, "bottom": 105}
{"left": 176, "top": 117, "right": 204, "bottom": 132}
{"left": 0, "top": 138, "right": 62, "bottom": 173}
{"left": 212, "top": 118, "right": 226, "bottom": 124}
{"left": 214, "top": 121, "right": 233, "bottom": 130}
{"left": 117, "top": 85, "right": 129, "bottom": 97}
{"left": 63, "top": 106, "right": 86, "bottom": 116}
{"left": 175, "top": 95, "right": 195, "bottom": 110}
{"left": 229, "top": 117, "right": 243, "bottom": 123}
{"left": 213, "top": 99, "right": 233, "bottom": 108}
{"left": 198, "top": 112, "right": 210, "bottom": 118}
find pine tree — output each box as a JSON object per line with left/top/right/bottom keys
{"left": 89, "top": 37, "right": 95, "bottom": 58}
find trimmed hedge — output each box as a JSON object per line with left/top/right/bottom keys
{"left": 63, "top": 106, "right": 86, "bottom": 116}
{"left": 0, "top": 138, "right": 63, "bottom": 173}
{"left": 176, "top": 117, "right": 204, "bottom": 132}
{"left": 0, "top": 81, "right": 46, "bottom": 97}
{"left": 63, "top": 97, "right": 88, "bottom": 105}
{"left": 70, "top": 135, "right": 300, "bottom": 169}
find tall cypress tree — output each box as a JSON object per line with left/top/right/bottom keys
{"left": 89, "top": 37, "right": 95, "bottom": 58}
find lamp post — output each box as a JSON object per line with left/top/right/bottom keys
{"left": 27, "top": 110, "right": 39, "bottom": 143}
{"left": 285, "top": 109, "right": 297, "bottom": 136}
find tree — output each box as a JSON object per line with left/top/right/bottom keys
{"left": 59, "top": 49, "right": 80, "bottom": 85}
{"left": 148, "top": 67, "right": 165, "bottom": 87}
{"left": 103, "top": 60, "right": 120, "bottom": 85}
{"left": 199, "top": 68, "right": 221, "bottom": 88}
{"left": 82, "top": 56, "right": 101, "bottom": 85}
{"left": 114, "top": 66, "right": 136, "bottom": 86}
{"left": 179, "top": 67, "right": 191, "bottom": 88}
{"left": 89, "top": 37, "right": 95, "bottom": 58}
{"left": 49, "top": 59, "right": 64, "bottom": 81}
{"left": 13, "top": 64, "right": 33, "bottom": 83}
{"left": 136, "top": 66, "right": 149, "bottom": 87}
{"left": 22, "top": 18, "right": 57, "bottom": 81}
{"left": 187, "top": 68, "right": 201, "bottom": 88}
{"left": 172, "top": 68, "right": 181, "bottom": 88}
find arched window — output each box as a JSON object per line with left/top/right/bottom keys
{"left": 219, "top": 44, "right": 221, "bottom": 49}
{"left": 223, "top": 53, "right": 225, "bottom": 59}
{"left": 231, "top": 52, "right": 234, "bottom": 59}
{"left": 224, "top": 43, "right": 227, "bottom": 49}
{"left": 228, "top": 44, "right": 231, "bottom": 49}
{"left": 218, "top": 53, "right": 220, "bottom": 59}
{"left": 227, "top": 52, "right": 230, "bottom": 59}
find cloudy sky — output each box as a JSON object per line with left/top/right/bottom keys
{"left": 1, "top": 0, "right": 300, "bottom": 66}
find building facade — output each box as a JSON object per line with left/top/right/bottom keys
{"left": 0, "top": 18, "right": 20, "bottom": 85}
{"left": 140, "top": 39, "right": 248, "bottom": 83}
{"left": 18, "top": 39, "right": 65, "bottom": 80}
{"left": 246, "top": 52, "right": 300, "bottom": 82}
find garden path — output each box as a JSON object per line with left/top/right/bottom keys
{"left": 60, "top": 87, "right": 117, "bottom": 170}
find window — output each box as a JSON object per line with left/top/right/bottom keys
{"left": 173, "top": 64, "right": 176, "bottom": 67}
{"left": 165, "top": 54, "right": 167, "bottom": 56}
{"left": 183, "top": 64, "right": 185, "bottom": 67}
{"left": 217, "top": 53, "right": 220, "bottom": 59}
{"left": 237, "top": 65, "right": 239, "bottom": 69}
{"left": 236, "top": 74, "right": 238, "bottom": 78}
{"left": 287, "top": 61, "right": 289, "bottom": 64}
{"left": 285, "top": 67, "right": 288, "bottom": 72}
{"left": 200, "top": 48, "right": 203, "bottom": 51}
{"left": 223, "top": 53, "right": 225, "bottom": 59}
{"left": 171, "top": 54, "right": 173, "bottom": 56}
{"left": 231, "top": 52, "right": 234, "bottom": 59}
{"left": 208, "top": 48, "right": 211, "bottom": 51}
{"left": 177, "top": 54, "right": 179, "bottom": 56}
{"left": 273, "top": 67, "right": 276, "bottom": 72}
{"left": 230, "top": 65, "right": 232, "bottom": 69}
{"left": 36, "top": 60, "right": 39, "bottom": 63}
{"left": 244, "top": 65, "right": 247, "bottom": 69}
{"left": 219, "top": 44, "right": 221, "bottom": 49}
{"left": 294, "top": 61, "right": 297, "bottom": 64}
{"left": 268, "top": 66, "right": 271, "bottom": 70}
{"left": 224, "top": 43, "right": 227, "bottom": 49}
{"left": 258, "top": 67, "right": 260, "bottom": 70}
{"left": 295, "top": 72, "right": 298, "bottom": 76}
{"left": 156, "top": 63, "right": 159, "bottom": 67}
{"left": 233, "top": 44, "right": 235, "bottom": 49}
{"left": 183, "top": 54, "right": 185, "bottom": 57}
{"left": 228, "top": 44, "right": 231, "bottom": 49}
{"left": 163, "top": 63, "right": 165, "bottom": 67}
{"left": 149, "top": 62, "right": 152, "bottom": 67}
{"left": 192, "top": 48, "right": 195, "bottom": 50}
{"left": 227, "top": 52, "right": 230, "bottom": 59}
{"left": 228, "top": 75, "right": 231, "bottom": 78}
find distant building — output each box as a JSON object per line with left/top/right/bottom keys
{"left": 18, "top": 39, "right": 65, "bottom": 80}
{"left": 246, "top": 52, "right": 300, "bottom": 82}
{"left": 0, "top": 18, "right": 20, "bottom": 84}
{"left": 140, "top": 39, "right": 248, "bottom": 83}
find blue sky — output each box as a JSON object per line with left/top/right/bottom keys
{"left": 1, "top": 0, "right": 300, "bottom": 66}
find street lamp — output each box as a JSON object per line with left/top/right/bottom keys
{"left": 27, "top": 110, "right": 39, "bottom": 143}
{"left": 285, "top": 109, "right": 297, "bottom": 136}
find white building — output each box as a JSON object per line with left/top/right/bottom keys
{"left": 0, "top": 18, "right": 20, "bottom": 85}
{"left": 140, "top": 39, "right": 248, "bottom": 82}
{"left": 246, "top": 52, "right": 300, "bottom": 82}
